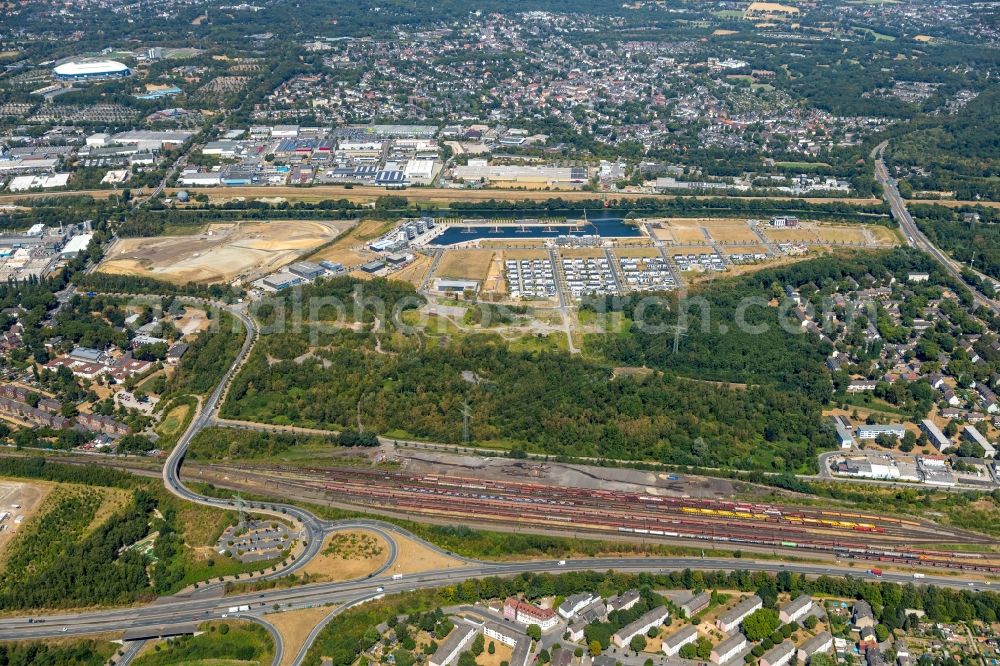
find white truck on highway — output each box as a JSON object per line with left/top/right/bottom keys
{"left": 228, "top": 605, "right": 251, "bottom": 613}
{"left": 392, "top": 574, "right": 403, "bottom": 580}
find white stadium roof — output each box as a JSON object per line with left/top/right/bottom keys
{"left": 53, "top": 60, "right": 130, "bottom": 77}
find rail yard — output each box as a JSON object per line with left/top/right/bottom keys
{"left": 188, "top": 462, "right": 1000, "bottom": 575}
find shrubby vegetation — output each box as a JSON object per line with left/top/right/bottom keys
{"left": 187, "top": 427, "right": 375, "bottom": 461}
{"left": 74, "top": 272, "right": 240, "bottom": 302}
{"left": 0, "top": 640, "right": 117, "bottom": 666}
{"left": 910, "top": 204, "right": 1000, "bottom": 280}
{"left": 0, "top": 487, "right": 154, "bottom": 609}
{"left": 132, "top": 621, "right": 274, "bottom": 666}
{"left": 0, "top": 456, "right": 275, "bottom": 606}
{"left": 163, "top": 311, "right": 246, "bottom": 398}
{"left": 224, "top": 251, "right": 950, "bottom": 473}
{"left": 224, "top": 328, "right": 831, "bottom": 471}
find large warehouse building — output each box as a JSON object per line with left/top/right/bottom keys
{"left": 53, "top": 60, "right": 131, "bottom": 81}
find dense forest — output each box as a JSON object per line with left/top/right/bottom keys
{"left": 0, "top": 457, "right": 261, "bottom": 608}
{"left": 909, "top": 204, "right": 1000, "bottom": 280}
{"left": 187, "top": 427, "right": 376, "bottom": 461}
{"left": 0, "top": 640, "right": 117, "bottom": 666}
{"left": 889, "top": 88, "right": 1000, "bottom": 201}
{"left": 221, "top": 249, "right": 963, "bottom": 473}
{"left": 163, "top": 311, "right": 247, "bottom": 398}
{"left": 0, "top": 487, "right": 154, "bottom": 609}
{"left": 74, "top": 272, "right": 240, "bottom": 302}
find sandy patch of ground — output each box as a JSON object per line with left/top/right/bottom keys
{"left": 478, "top": 640, "right": 514, "bottom": 666}
{"left": 266, "top": 606, "right": 338, "bottom": 666}
{"left": 722, "top": 244, "right": 770, "bottom": 256}
{"left": 501, "top": 249, "right": 550, "bottom": 260}
{"left": 175, "top": 307, "right": 211, "bottom": 336}
{"left": 558, "top": 248, "right": 606, "bottom": 259}
{"left": 700, "top": 219, "right": 760, "bottom": 244}
{"left": 690, "top": 253, "right": 812, "bottom": 281}
{"left": 868, "top": 225, "right": 901, "bottom": 244}
{"left": 482, "top": 253, "right": 509, "bottom": 298}
{"left": 763, "top": 227, "right": 820, "bottom": 243}
{"left": 668, "top": 245, "right": 715, "bottom": 256}
{"left": 650, "top": 227, "right": 676, "bottom": 243}
{"left": 614, "top": 247, "right": 662, "bottom": 258}
{"left": 311, "top": 219, "right": 394, "bottom": 268}
{"left": 100, "top": 220, "right": 352, "bottom": 285}
{"left": 0, "top": 480, "right": 49, "bottom": 558}
{"left": 392, "top": 254, "right": 434, "bottom": 287}
{"left": 299, "top": 529, "right": 390, "bottom": 581}
{"left": 435, "top": 250, "right": 495, "bottom": 282}
{"left": 815, "top": 225, "right": 868, "bottom": 244}
{"left": 388, "top": 533, "right": 468, "bottom": 576}
{"left": 664, "top": 223, "right": 709, "bottom": 244}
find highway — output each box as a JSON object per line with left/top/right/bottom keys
{"left": 3, "top": 279, "right": 995, "bottom": 661}
{"left": 3, "top": 554, "right": 994, "bottom": 642}
{"left": 873, "top": 141, "right": 999, "bottom": 316}
{"left": 160, "top": 304, "right": 332, "bottom": 582}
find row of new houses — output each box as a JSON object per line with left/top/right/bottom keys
{"left": 497, "top": 589, "right": 833, "bottom": 665}
{"left": 431, "top": 619, "right": 532, "bottom": 666}
{"left": 833, "top": 413, "right": 997, "bottom": 458}
{"left": 0, "top": 392, "right": 129, "bottom": 437}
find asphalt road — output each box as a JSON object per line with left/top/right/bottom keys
{"left": 873, "top": 141, "right": 999, "bottom": 316}
{"left": 10, "top": 271, "right": 990, "bottom": 663}
{"left": 161, "top": 303, "right": 329, "bottom": 583}
{"left": 3, "top": 555, "right": 992, "bottom": 642}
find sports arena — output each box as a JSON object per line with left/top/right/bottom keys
{"left": 53, "top": 60, "right": 131, "bottom": 81}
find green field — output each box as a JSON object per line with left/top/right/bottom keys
{"left": 774, "top": 161, "right": 833, "bottom": 171}
{"left": 132, "top": 621, "right": 275, "bottom": 666}
{"left": 0, "top": 457, "right": 282, "bottom": 605}
{"left": 0, "top": 638, "right": 118, "bottom": 665}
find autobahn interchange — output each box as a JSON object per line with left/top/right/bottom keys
{"left": 3, "top": 553, "right": 996, "bottom": 642}
{"left": 4, "top": 163, "right": 1000, "bottom": 662}
{"left": 4, "top": 312, "right": 999, "bottom": 654}
{"left": 873, "top": 141, "right": 999, "bottom": 316}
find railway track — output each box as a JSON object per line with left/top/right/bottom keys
{"left": 197, "top": 462, "right": 1000, "bottom": 574}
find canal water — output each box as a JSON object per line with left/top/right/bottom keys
{"left": 433, "top": 210, "right": 642, "bottom": 245}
